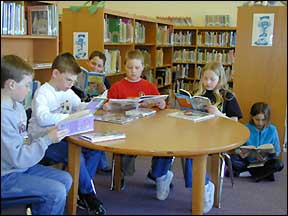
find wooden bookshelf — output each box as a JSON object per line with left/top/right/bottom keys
{"left": 173, "top": 26, "right": 236, "bottom": 93}
{"left": 1, "top": 1, "right": 59, "bottom": 84}
{"left": 233, "top": 6, "right": 287, "bottom": 156}
{"left": 61, "top": 7, "right": 173, "bottom": 89}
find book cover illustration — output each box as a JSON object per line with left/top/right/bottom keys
{"left": 167, "top": 110, "right": 215, "bottom": 123}
{"left": 79, "top": 130, "right": 126, "bottom": 143}
{"left": 57, "top": 110, "right": 94, "bottom": 136}
{"left": 94, "top": 111, "right": 139, "bottom": 125}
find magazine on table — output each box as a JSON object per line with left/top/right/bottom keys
{"left": 167, "top": 110, "right": 215, "bottom": 123}
{"left": 79, "top": 130, "right": 126, "bottom": 143}
{"left": 94, "top": 111, "right": 139, "bottom": 125}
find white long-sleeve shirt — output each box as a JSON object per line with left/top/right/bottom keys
{"left": 28, "top": 82, "right": 86, "bottom": 139}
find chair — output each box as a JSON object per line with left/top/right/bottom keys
{"left": 174, "top": 92, "right": 234, "bottom": 208}
{"left": 1, "top": 195, "right": 45, "bottom": 215}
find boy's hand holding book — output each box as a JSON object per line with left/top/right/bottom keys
{"left": 47, "top": 126, "right": 69, "bottom": 143}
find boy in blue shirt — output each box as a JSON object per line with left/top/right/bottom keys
{"left": 1, "top": 55, "right": 72, "bottom": 215}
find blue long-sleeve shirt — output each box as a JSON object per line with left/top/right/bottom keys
{"left": 243, "top": 123, "right": 281, "bottom": 160}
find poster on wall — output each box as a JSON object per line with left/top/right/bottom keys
{"left": 251, "top": 13, "right": 274, "bottom": 46}
{"left": 73, "top": 32, "right": 88, "bottom": 59}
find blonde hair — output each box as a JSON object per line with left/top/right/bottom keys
{"left": 124, "top": 49, "right": 144, "bottom": 65}
{"left": 195, "top": 61, "right": 232, "bottom": 108}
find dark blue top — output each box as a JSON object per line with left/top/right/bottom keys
{"left": 202, "top": 89, "right": 243, "bottom": 119}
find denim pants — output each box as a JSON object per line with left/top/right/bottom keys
{"left": 1, "top": 164, "right": 72, "bottom": 215}
{"left": 98, "top": 153, "right": 109, "bottom": 169}
{"left": 121, "top": 155, "right": 173, "bottom": 178}
{"left": 44, "top": 140, "right": 104, "bottom": 194}
{"left": 184, "top": 158, "right": 210, "bottom": 188}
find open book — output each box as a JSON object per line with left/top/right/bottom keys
{"left": 94, "top": 111, "right": 139, "bottom": 124}
{"left": 177, "top": 89, "right": 211, "bottom": 110}
{"left": 57, "top": 109, "right": 94, "bottom": 136}
{"left": 108, "top": 94, "right": 168, "bottom": 111}
{"left": 240, "top": 144, "right": 276, "bottom": 168}
{"left": 86, "top": 97, "right": 107, "bottom": 113}
{"left": 167, "top": 110, "right": 215, "bottom": 123}
{"left": 77, "top": 67, "right": 106, "bottom": 96}
{"left": 125, "top": 108, "right": 156, "bottom": 118}
{"left": 79, "top": 131, "right": 126, "bottom": 143}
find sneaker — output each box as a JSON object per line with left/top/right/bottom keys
{"left": 203, "top": 181, "right": 215, "bottom": 214}
{"left": 156, "top": 170, "right": 174, "bottom": 200}
{"left": 147, "top": 171, "right": 174, "bottom": 188}
{"left": 110, "top": 176, "right": 125, "bottom": 191}
{"left": 78, "top": 192, "right": 106, "bottom": 215}
{"left": 239, "top": 171, "right": 251, "bottom": 177}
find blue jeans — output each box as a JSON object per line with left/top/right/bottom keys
{"left": 151, "top": 156, "right": 174, "bottom": 178}
{"left": 184, "top": 158, "right": 210, "bottom": 188}
{"left": 1, "top": 164, "right": 72, "bottom": 215}
{"left": 98, "top": 153, "right": 109, "bottom": 169}
{"left": 44, "top": 140, "right": 104, "bottom": 194}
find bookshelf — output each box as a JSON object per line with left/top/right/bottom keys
{"left": 61, "top": 8, "right": 173, "bottom": 90}
{"left": 172, "top": 26, "right": 236, "bottom": 94}
{"left": 233, "top": 6, "right": 287, "bottom": 156}
{"left": 1, "top": 1, "right": 59, "bottom": 84}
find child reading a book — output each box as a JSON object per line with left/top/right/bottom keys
{"left": 87, "top": 50, "right": 112, "bottom": 174}
{"left": 1, "top": 55, "right": 72, "bottom": 215}
{"left": 227, "top": 102, "right": 284, "bottom": 182}
{"left": 103, "top": 49, "right": 173, "bottom": 201}
{"left": 184, "top": 61, "right": 243, "bottom": 213}
{"left": 28, "top": 53, "right": 106, "bottom": 215}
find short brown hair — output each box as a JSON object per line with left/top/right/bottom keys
{"left": 124, "top": 49, "right": 144, "bottom": 65}
{"left": 249, "top": 102, "right": 271, "bottom": 127}
{"left": 89, "top": 50, "right": 106, "bottom": 64}
{"left": 1, "top": 55, "right": 34, "bottom": 88}
{"left": 52, "top": 52, "right": 81, "bottom": 75}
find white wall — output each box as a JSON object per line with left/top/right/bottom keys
{"left": 57, "top": 1, "right": 247, "bottom": 26}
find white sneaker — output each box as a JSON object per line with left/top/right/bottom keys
{"left": 156, "top": 170, "right": 174, "bottom": 200}
{"left": 203, "top": 181, "right": 215, "bottom": 214}
{"left": 239, "top": 171, "right": 251, "bottom": 177}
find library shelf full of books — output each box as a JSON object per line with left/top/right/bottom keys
{"left": 61, "top": 7, "right": 173, "bottom": 91}
{"left": 172, "top": 26, "right": 236, "bottom": 94}
{"left": 1, "top": 1, "right": 59, "bottom": 84}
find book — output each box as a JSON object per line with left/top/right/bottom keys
{"left": 240, "top": 144, "right": 275, "bottom": 158}
{"left": 86, "top": 97, "right": 107, "bottom": 113}
{"left": 240, "top": 144, "right": 276, "bottom": 168}
{"left": 167, "top": 110, "right": 215, "bottom": 123}
{"left": 176, "top": 89, "right": 211, "bottom": 110}
{"left": 94, "top": 111, "right": 139, "bottom": 125}
{"left": 57, "top": 109, "right": 94, "bottom": 136}
{"left": 125, "top": 108, "right": 157, "bottom": 118}
{"left": 107, "top": 95, "right": 168, "bottom": 111}
{"left": 79, "top": 131, "right": 126, "bottom": 143}
{"left": 77, "top": 67, "right": 106, "bottom": 96}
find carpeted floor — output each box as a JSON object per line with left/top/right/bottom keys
{"left": 2, "top": 152, "right": 287, "bottom": 215}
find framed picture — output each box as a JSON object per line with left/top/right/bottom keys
{"left": 251, "top": 13, "right": 275, "bottom": 46}
{"left": 28, "top": 5, "right": 50, "bottom": 35}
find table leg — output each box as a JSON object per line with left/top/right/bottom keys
{"left": 114, "top": 154, "right": 121, "bottom": 192}
{"left": 67, "top": 142, "right": 81, "bottom": 215}
{"left": 191, "top": 155, "right": 207, "bottom": 215}
{"left": 208, "top": 154, "right": 221, "bottom": 208}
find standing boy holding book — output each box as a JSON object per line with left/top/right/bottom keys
{"left": 1, "top": 55, "right": 72, "bottom": 215}
{"left": 103, "top": 49, "right": 173, "bottom": 201}
{"left": 28, "top": 52, "right": 106, "bottom": 215}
